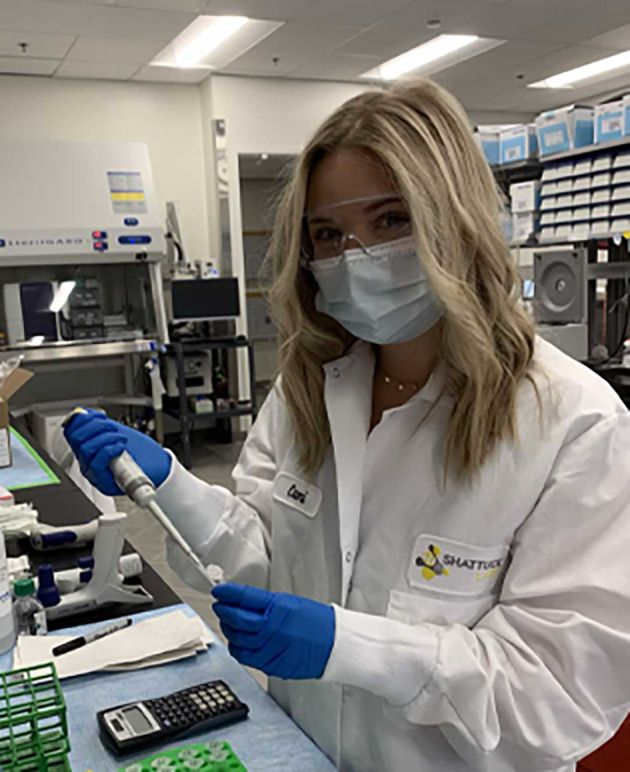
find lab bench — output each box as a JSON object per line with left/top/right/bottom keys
{"left": 9, "top": 418, "right": 180, "bottom": 631}
{"left": 0, "top": 605, "right": 335, "bottom": 772}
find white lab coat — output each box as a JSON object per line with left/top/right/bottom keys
{"left": 156, "top": 338, "right": 630, "bottom": 772}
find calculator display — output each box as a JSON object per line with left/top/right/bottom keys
{"left": 122, "top": 706, "right": 153, "bottom": 735}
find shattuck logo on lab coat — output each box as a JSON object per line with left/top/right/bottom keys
{"left": 157, "top": 338, "right": 630, "bottom": 772}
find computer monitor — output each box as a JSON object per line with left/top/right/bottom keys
{"left": 171, "top": 278, "right": 240, "bottom": 323}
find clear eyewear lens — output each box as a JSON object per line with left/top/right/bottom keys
{"left": 303, "top": 194, "right": 412, "bottom": 265}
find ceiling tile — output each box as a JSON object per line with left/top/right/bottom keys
{"left": 460, "top": 7, "right": 565, "bottom": 39}
{"left": 525, "top": 12, "right": 630, "bottom": 45}
{"left": 133, "top": 64, "right": 211, "bottom": 82}
{"left": 501, "top": 0, "right": 593, "bottom": 8}
{"left": 222, "top": 47, "right": 310, "bottom": 74}
{"left": 203, "top": 0, "right": 312, "bottom": 21}
{"left": 65, "top": 35, "right": 165, "bottom": 62}
{"left": 440, "top": 40, "right": 565, "bottom": 83}
{"left": 292, "top": 0, "right": 411, "bottom": 27}
{"left": 37, "top": 0, "right": 103, "bottom": 5}
{"left": 0, "top": 1, "right": 97, "bottom": 34}
{"left": 588, "top": 24, "right": 630, "bottom": 51}
{"left": 80, "top": 6, "right": 194, "bottom": 42}
{"left": 520, "top": 43, "right": 623, "bottom": 81}
{"left": 55, "top": 59, "right": 138, "bottom": 78}
{"left": 381, "top": 0, "right": 498, "bottom": 31}
{"left": 0, "top": 29, "right": 75, "bottom": 58}
{"left": 255, "top": 22, "right": 363, "bottom": 55}
{"left": 291, "top": 52, "right": 384, "bottom": 80}
{"left": 0, "top": 55, "right": 59, "bottom": 74}
{"left": 332, "top": 25, "right": 434, "bottom": 57}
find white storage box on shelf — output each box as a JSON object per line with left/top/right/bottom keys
{"left": 535, "top": 105, "right": 594, "bottom": 156}
{"left": 591, "top": 220, "right": 610, "bottom": 236}
{"left": 572, "top": 207, "right": 591, "bottom": 221}
{"left": 573, "top": 176, "right": 592, "bottom": 192}
{"left": 541, "top": 197, "right": 557, "bottom": 211}
{"left": 593, "top": 171, "right": 613, "bottom": 187}
{"left": 500, "top": 124, "right": 539, "bottom": 164}
{"left": 613, "top": 185, "right": 630, "bottom": 200}
{"left": 612, "top": 202, "right": 630, "bottom": 217}
{"left": 555, "top": 223, "right": 573, "bottom": 239}
{"left": 541, "top": 182, "right": 557, "bottom": 196}
{"left": 556, "top": 178, "right": 573, "bottom": 194}
{"left": 555, "top": 209, "right": 573, "bottom": 224}
{"left": 594, "top": 97, "right": 630, "bottom": 143}
{"left": 510, "top": 180, "right": 541, "bottom": 213}
{"left": 592, "top": 204, "right": 612, "bottom": 219}
{"left": 614, "top": 151, "right": 630, "bottom": 168}
{"left": 572, "top": 222, "right": 590, "bottom": 240}
{"left": 613, "top": 169, "right": 630, "bottom": 185}
{"left": 557, "top": 194, "right": 573, "bottom": 208}
{"left": 540, "top": 212, "right": 556, "bottom": 226}
{"left": 573, "top": 159, "right": 593, "bottom": 176}
{"left": 540, "top": 226, "right": 556, "bottom": 241}
{"left": 611, "top": 218, "right": 630, "bottom": 232}
{"left": 592, "top": 187, "right": 612, "bottom": 203}
{"left": 593, "top": 155, "right": 614, "bottom": 172}
{"left": 512, "top": 212, "right": 539, "bottom": 244}
{"left": 573, "top": 191, "right": 591, "bottom": 206}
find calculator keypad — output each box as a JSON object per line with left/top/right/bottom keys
{"left": 145, "top": 682, "right": 242, "bottom": 731}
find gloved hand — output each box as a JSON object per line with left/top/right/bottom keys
{"left": 64, "top": 408, "right": 171, "bottom": 496}
{"left": 212, "top": 583, "right": 336, "bottom": 680}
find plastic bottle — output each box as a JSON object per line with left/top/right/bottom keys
{"left": 13, "top": 578, "right": 47, "bottom": 636}
{"left": 0, "top": 533, "right": 15, "bottom": 651}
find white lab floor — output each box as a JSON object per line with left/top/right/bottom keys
{"left": 118, "top": 438, "right": 268, "bottom": 688}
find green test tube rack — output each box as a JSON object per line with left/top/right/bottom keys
{"left": 117, "top": 740, "right": 247, "bottom": 772}
{"left": 0, "top": 662, "right": 71, "bottom": 771}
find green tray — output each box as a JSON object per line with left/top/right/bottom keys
{"left": 0, "top": 662, "right": 70, "bottom": 771}
{"left": 118, "top": 741, "right": 247, "bottom": 772}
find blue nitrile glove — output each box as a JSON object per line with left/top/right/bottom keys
{"left": 64, "top": 408, "right": 171, "bottom": 496}
{"left": 212, "top": 583, "right": 336, "bottom": 680}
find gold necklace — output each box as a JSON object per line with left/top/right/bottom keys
{"left": 379, "top": 369, "right": 421, "bottom": 393}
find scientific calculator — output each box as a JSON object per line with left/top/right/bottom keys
{"left": 98, "top": 680, "right": 249, "bottom": 755}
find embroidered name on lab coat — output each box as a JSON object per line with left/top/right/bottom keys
{"left": 408, "top": 534, "right": 510, "bottom": 596}
{"left": 273, "top": 472, "right": 322, "bottom": 518}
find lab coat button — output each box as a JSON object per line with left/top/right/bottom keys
{"left": 332, "top": 367, "right": 341, "bottom": 378}
{"left": 345, "top": 550, "right": 353, "bottom": 563}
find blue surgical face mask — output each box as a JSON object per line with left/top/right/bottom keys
{"left": 309, "top": 236, "right": 442, "bottom": 345}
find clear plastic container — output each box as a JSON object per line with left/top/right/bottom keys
{"left": 13, "top": 577, "right": 47, "bottom": 636}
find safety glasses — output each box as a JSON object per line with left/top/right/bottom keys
{"left": 301, "top": 193, "right": 412, "bottom": 267}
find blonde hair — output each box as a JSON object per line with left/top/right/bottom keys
{"left": 268, "top": 77, "right": 536, "bottom": 481}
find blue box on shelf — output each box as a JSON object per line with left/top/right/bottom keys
{"left": 535, "top": 105, "right": 594, "bottom": 156}
{"left": 500, "top": 124, "right": 538, "bottom": 164}
{"left": 595, "top": 97, "right": 630, "bottom": 144}
{"left": 474, "top": 127, "right": 500, "bottom": 165}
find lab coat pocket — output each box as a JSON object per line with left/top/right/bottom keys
{"left": 386, "top": 588, "right": 497, "bottom": 628}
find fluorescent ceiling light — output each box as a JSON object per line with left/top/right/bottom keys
{"left": 362, "top": 35, "right": 506, "bottom": 81}
{"left": 530, "top": 49, "right": 630, "bottom": 88}
{"left": 152, "top": 15, "right": 282, "bottom": 71}
{"left": 28, "top": 336, "right": 45, "bottom": 347}
{"left": 49, "top": 281, "right": 76, "bottom": 313}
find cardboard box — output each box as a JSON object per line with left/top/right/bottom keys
{"left": 512, "top": 212, "right": 539, "bottom": 244}
{"left": 510, "top": 180, "right": 541, "bottom": 213}
{"left": 473, "top": 127, "right": 500, "bottom": 166}
{"left": 535, "top": 105, "right": 594, "bottom": 156}
{"left": 595, "top": 97, "right": 630, "bottom": 144}
{"left": 500, "top": 124, "right": 539, "bottom": 164}
{"left": 0, "top": 368, "right": 33, "bottom": 468}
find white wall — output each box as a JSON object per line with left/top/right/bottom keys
{"left": 0, "top": 75, "right": 210, "bottom": 263}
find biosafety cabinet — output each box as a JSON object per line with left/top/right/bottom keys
{"left": 0, "top": 140, "right": 169, "bottom": 430}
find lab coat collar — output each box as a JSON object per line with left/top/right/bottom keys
{"left": 324, "top": 340, "right": 452, "bottom": 409}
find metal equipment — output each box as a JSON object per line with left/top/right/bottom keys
{"left": 534, "top": 249, "right": 587, "bottom": 325}
{"left": 0, "top": 140, "right": 170, "bottom": 436}
{"left": 163, "top": 351, "right": 213, "bottom": 398}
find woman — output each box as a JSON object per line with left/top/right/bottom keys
{"left": 65, "top": 79, "right": 630, "bottom": 771}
